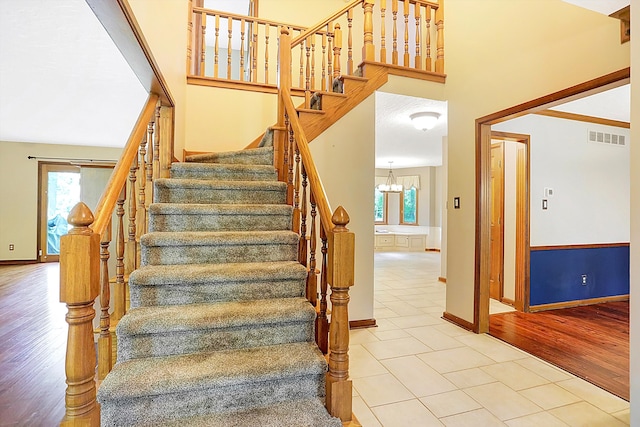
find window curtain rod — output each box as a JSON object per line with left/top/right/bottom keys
{"left": 27, "top": 155, "right": 117, "bottom": 164}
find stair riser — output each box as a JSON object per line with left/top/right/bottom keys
{"left": 118, "top": 322, "right": 314, "bottom": 361}
{"left": 154, "top": 187, "right": 286, "bottom": 204}
{"left": 148, "top": 213, "right": 292, "bottom": 232}
{"left": 130, "top": 280, "right": 305, "bottom": 307}
{"left": 170, "top": 169, "right": 277, "bottom": 181}
{"left": 141, "top": 243, "right": 298, "bottom": 265}
{"left": 100, "top": 374, "right": 325, "bottom": 427}
{"left": 186, "top": 152, "right": 273, "bottom": 166}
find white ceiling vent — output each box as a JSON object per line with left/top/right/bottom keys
{"left": 588, "top": 130, "right": 626, "bottom": 147}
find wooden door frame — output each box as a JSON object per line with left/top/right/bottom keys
{"left": 473, "top": 68, "right": 630, "bottom": 333}
{"left": 490, "top": 142, "right": 505, "bottom": 301}
{"left": 491, "top": 132, "right": 530, "bottom": 312}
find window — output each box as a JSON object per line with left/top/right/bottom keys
{"left": 374, "top": 188, "right": 387, "bottom": 224}
{"left": 400, "top": 186, "right": 418, "bottom": 225}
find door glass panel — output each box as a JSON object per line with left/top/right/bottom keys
{"left": 46, "top": 171, "right": 80, "bottom": 255}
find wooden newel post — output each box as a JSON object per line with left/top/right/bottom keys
{"left": 276, "top": 28, "right": 292, "bottom": 181}
{"left": 362, "top": 0, "right": 375, "bottom": 62}
{"left": 60, "top": 202, "right": 100, "bottom": 426}
{"left": 333, "top": 23, "right": 342, "bottom": 78}
{"left": 326, "top": 206, "right": 355, "bottom": 422}
{"left": 435, "top": 0, "right": 444, "bottom": 74}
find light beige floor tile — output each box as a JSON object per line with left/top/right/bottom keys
{"left": 444, "top": 367, "right": 498, "bottom": 388}
{"left": 382, "top": 356, "right": 457, "bottom": 397}
{"left": 350, "top": 329, "right": 380, "bottom": 345}
{"left": 373, "top": 318, "right": 401, "bottom": 332}
{"left": 375, "top": 294, "right": 401, "bottom": 303}
{"left": 388, "top": 314, "right": 443, "bottom": 329}
{"left": 371, "top": 399, "right": 443, "bottom": 427}
{"left": 556, "top": 378, "right": 629, "bottom": 414}
{"left": 518, "top": 384, "right": 581, "bottom": 410}
{"left": 406, "top": 326, "right": 466, "bottom": 350}
{"left": 505, "top": 412, "right": 569, "bottom": 427}
{"left": 349, "top": 344, "right": 389, "bottom": 379}
{"left": 363, "top": 337, "right": 433, "bottom": 360}
{"left": 456, "top": 334, "right": 529, "bottom": 362}
{"left": 514, "top": 357, "right": 573, "bottom": 382}
{"left": 368, "top": 328, "right": 410, "bottom": 341}
{"left": 464, "top": 382, "right": 542, "bottom": 421}
{"left": 441, "top": 408, "right": 507, "bottom": 427}
{"left": 417, "top": 347, "right": 495, "bottom": 373}
{"left": 420, "top": 390, "right": 482, "bottom": 418}
{"left": 422, "top": 306, "right": 447, "bottom": 314}
{"left": 433, "top": 322, "right": 474, "bottom": 337}
{"left": 352, "top": 374, "right": 414, "bottom": 407}
{"left": 374, "top": 307, "right": 402, "bottom": 319}
{"left": 612, "top": 408, "right": 630, "bottom": 424}
{"left": 481, "top": 361, "right": 549, "bottom": 391}
{"left": 549, "top": 401, "right": 628, "bottom": 427}
{"left": 352, "top": 396, "right": 382, "bottom": 427}
{"left": 382, "top": 301, "right": 426, "bottom": 316}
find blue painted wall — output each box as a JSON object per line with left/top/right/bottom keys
{"left": 530, "top": 245, "right": 629, "bottom": 306}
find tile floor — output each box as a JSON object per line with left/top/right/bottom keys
{"left": 349, "top": 251, "right": 630, "bottom": 426}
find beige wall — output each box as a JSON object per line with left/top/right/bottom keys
{"left": 443, "top": 0, "right": 630, "bottom": 323}
{"left": 128, "top": 0, "right": 189, "bottom": 158}
{"left": 0, "top": 141, "right": 122, "bottom": 261}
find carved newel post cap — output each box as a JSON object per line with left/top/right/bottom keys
{"left": 281, "top": 27, "right": 290, "bottom": 36}
{"left": 67, "top": 202, "right": 95, "bottom": 235}
{"left": 331, "top": 206, "right": 350, "bottom": 232}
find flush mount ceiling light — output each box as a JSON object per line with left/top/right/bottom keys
{"left": 410, "top": 111, "right": 441, "bottom": 131}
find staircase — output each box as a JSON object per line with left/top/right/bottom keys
{"left": 97, "top": 146, "right": 342, "bottom": 426}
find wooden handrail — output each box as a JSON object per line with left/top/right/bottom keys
{"left": 91, "top": 94, "right": 159, "bottom": 235}
{"left": 280, "top": 88, "right": 333, "bottom": 233}
{"left": 409, "top": 0, "right": 439, "bottom": 8}
{"left": 192, "top": 6, "right": 309, "bottom": 32}
{"left": 291, "top": 0, "right": 363, "bottom": 47}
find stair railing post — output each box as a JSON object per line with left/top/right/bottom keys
{"left": 333, "top": 23, "right": 342, "bottom": 78}
{"left": 276, "top": 27, "right": 292, "bottom": 182}
{"left": 362, "top": 0, "right": 375, "bottom": 62}
{"left": 60, "top": 202, "right": 101, "bottom": 426}
{"left": 326, "top": 206, "right": 355, "bottom": 422}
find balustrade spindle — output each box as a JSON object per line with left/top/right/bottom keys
{"left": 307, "top": 192, "right": 318, "bottom": 307}
{"left": 293, "top": 137, "right": 301, "bottom": 234}
{"left": 299, "top": 165, "right": 308, "bottom": 266}
{"left": 392, "top": 0, "right": 398, "bottom": 65}
{"left": 380, "top": 0, "right": 387, "bottom": 63}
{"left": 362, "top": 0, "right": 375, "bottom": 62}
{"left": 227, "top": 17, "right": 233, "bottom": 79}
{"left": 435, "top": 2, "right": 444, "bottom": 73}
{"left": 305, "top": 38, "right": 311, "bottom": 107}
{"left": 415, "top": 3, "right": 422, "bottom": 69}
{"left": 251, "top": 23, "right": 258, "bottom": 82}
{"left": 264, "top": 23, "right": 270, "bottom": 84}
{"left": 138, "top": 139, "right": 148, "bottom": 236}
{"left": 187, "top": 0, "right": 193, "bottom": 74}
{"left": 333, "top": 23, "right": 342, "bottom": 78}
{"left": 126, "top": 156, "right": 138, "bottom": 274}
{"left": 403, "top": 0, "right": 410, "bottom": 66}
{"left": 98, "top": 222, "right": 112, "bottom": 380}
{"left": 321, "top": 34, "right": 327, "bottom": 90}
{"left": 153, "top": 105, "right": 161, "bottom": 180}
{"left": 214, "top": 15, "right": 220, "bottom": 78}
{"left": 299, "top": 37, "right": 305, "bottom": 89}
{"left": 146, "top": 121, "right": 154, "bottom": 206}
{"left": 347, "top": 9, "right": 353, "bottom": 75}
{"left": 286, "top": 118, "right": 295, "bottom": 206}
{"left": 114, "top": 186, "right": 126, "bottom": 325}
{"left": 425, "top": 6, "right": 432, "bottom": 71}
{"left": 316, "top": 224, "right": 329, "bottom": 354}
{"left": 311, "top": 35, "right": 316, "bottom": 91}
{"left": 240, "top": 18, "right": 246, "bottom": 81}
{"left": 200, "top": 12, "right": 206, "bottom": 76}
{"left": 327, "top": 28, "right": 334, "bottom": 90}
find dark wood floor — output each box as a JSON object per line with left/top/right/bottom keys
{"left": 489, "top": 301, "right": 629, "bottom": 401}
{"left": 0, "top": 263, "right": 67, "bottom": 426}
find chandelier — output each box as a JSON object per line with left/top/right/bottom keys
{"left": 377, "top": 161, "right": 402, "bottom": 193}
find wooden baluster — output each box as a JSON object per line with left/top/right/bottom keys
{"left": 415, "top": 3, "right": 422, "bottom": 69}
{"left": 362, "top": 0, "right": 375, "bottom": 62}
{"left": 251, "top": 22, "right": 258, "bottom": 82}
{"left": 60, "top": 202, "right": 100, "bottom": 426}
{"left": 126, "top": 156, "right": 138, "bottom": 274}
{"left": 293, "top": 137, "right": 301, "bottom": 234}
{"left": 264, "top": 23, "right": 270, "bottom": 84}
{"left": 138, "top": 138, "right": 147, "bottom": 236}
{"left": 403, "top": 0, "right": 410, "bottom": 66}
{"left": 286, "top": 117, "right": 295, "bottom": 206}
{"left": 326, "top": 26, "right": 333, "bottom": 91}
{"left": 347, "top": 8, "right": 354, "bottom": 74}
{"left": 186, "top": 0, "right": 193, "bottom": 74}
{"left": 214, "top": 14, "right": 220, "bottom": 78}
{"left": 380, "top": 0, "right": 387, "bottom": 63}
{"left": 321, "top": 34, "right": 327, "bottom": 91}
{"left": 299, "top": 36, "right": 305, "bottom": 89}
{"left": 316, "top": 223, "right": 329, "bottom": 354}
{"left": 153, "top": 104, "right": 161, "bottom": 181}
{"left": 98, "top": 222, "right": 112, "bottom": 380}
{"left": 240, "top": 18, "right": 246, "bottom": 81}
{"left": 392, "top": 0, "right": 398, "bottom": 65}
{"left": 200, "top": 12, "right": 206, "bottom": 76}
{"left": 435, "top": 2, "right": 444, "bottom": 73}
{"left": 307, "top": 191, "right": 318, "bottom": 307}
{"left": 311, "top": 34, "right": 316, "bottom": 91}
{"left": 325, "top": 206, "right": 355, "bottom": 422}
{"left": 299, "top": 164, "right": 308, "bottom": 266}
{"left": 114, "top": 185, "right": 126, "bottom": 325}
{"left": 227, "top": 17, "right": 233, "bottom": 79}
{"left": 425, "top": 5, "right": 432, "bottom": 71}
{"left": 145, "top": 119, "right": 154, "bottom": 206}
{"left": 305, "top": 38, "right": 311, "bottom": 108}
{"left": 333, "top": 23, "right": 342, "bottom": 78}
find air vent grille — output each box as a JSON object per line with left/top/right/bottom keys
{"left": 589, "top": 130, "right": 626, "bottom": 146}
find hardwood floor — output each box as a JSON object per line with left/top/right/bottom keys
{"left": 489, "top": 301, "right": 629, "bottom": 401}
{"left": 0, "top": 263, "right": 67, "bottom": 426}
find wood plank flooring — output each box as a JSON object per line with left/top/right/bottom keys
{"left": 489, "top": 301, "right": 629, "bottom": 401}
{"left": 0, "top": 263, "right": 67, "bottom": 426}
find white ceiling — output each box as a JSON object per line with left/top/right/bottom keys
{"left": 550, "top": 84, "right": 630, "bottom": 122}
{"left": 0, "top": 0, "right": 148, "bottom": 148}
{"left": 562, "top": 0, "right": 628, "bottom": 15}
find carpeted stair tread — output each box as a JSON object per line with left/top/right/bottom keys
{"left": 141, "top": 230, "right": 298, "bottom": 246}
{"left": 148, "top": 203, "right": 292, "bottom": 232}
{"left": 154, "top": 178, "right": 286, "bottom": 204}
{"left": 185, "top": 146, "right": 273, "bottom": 165}
{"left": 118, "top": 297, "right": 316, "bottom": 335}
{"left": 150, "top": 399, "right": 342, "bottom": 427}
{"left": 170, "top": 162, "right": 277, "bottom": 181}
{"left": 98, "top": 341, "right": 327, "bottom": 400}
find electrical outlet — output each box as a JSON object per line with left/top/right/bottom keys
{"left": 8, "top": 244, "right": 14, "bottom": 251}
{"left": 581, "top": 274, "right": 587, "bottom": 286}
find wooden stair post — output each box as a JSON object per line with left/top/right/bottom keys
{"left": 362, "top": 0, "right": 376, "bottom": 62}
{"left": 60, "top": 202, "right": 100, "bottom": 426}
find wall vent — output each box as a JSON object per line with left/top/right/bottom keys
{"left": 588, "top": 130, "right": 626, "bottom": 146}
